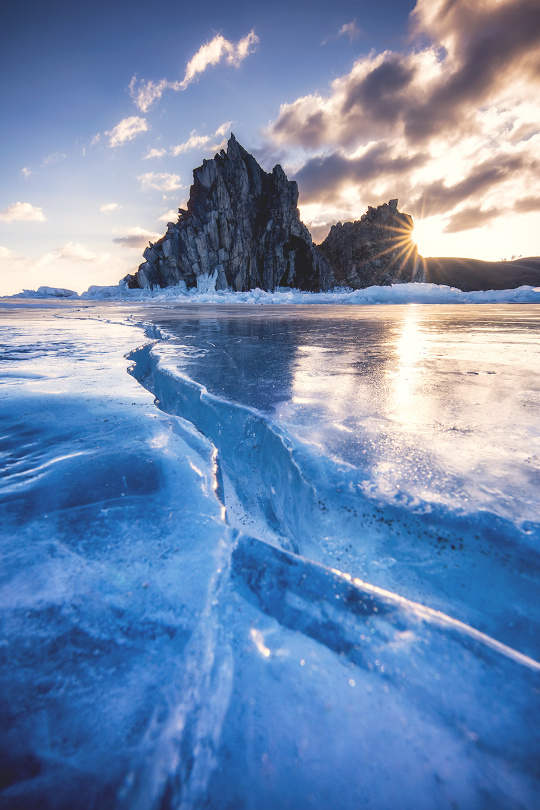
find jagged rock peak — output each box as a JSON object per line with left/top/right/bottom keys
{"left": 318, "top": 200, "right": 424, "bottom": 289}
{"left": 124, "top": 134, "right": 332, "bottom": 292}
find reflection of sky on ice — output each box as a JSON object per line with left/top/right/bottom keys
{"left": 144, "top": 305, "right": 540, "bottom": 646}
{"left": 269, "top": 305, "right": 540, "bottom": 524}
{"left": 152, "top": 304, "right": 540, "bottom": 527}
{"left": 1, "top": 301, "right": 540, "bottom": 809}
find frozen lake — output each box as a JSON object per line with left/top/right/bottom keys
{"left": 1, "top": 299, "right": 539, "bottom": 809}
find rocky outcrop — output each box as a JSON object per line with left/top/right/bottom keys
{"left": 318, "top": 200, "right": 424, "bottom": 288}
{"left": 125, "top": 135, "right": 332, "bottom": 292}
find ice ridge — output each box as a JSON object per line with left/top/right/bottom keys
{"left": 232, "top": 534, "right": 540, "bottom": 673}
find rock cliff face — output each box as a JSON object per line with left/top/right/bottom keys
{"left": 126, "top": 135, "right": 332, "bottom": 292}
{"left": 318, "top": 200, "right": 424, "bottom": 288}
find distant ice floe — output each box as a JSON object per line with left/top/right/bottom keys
{"left": 17, "top": 285, "right": 80, "bottom": 298}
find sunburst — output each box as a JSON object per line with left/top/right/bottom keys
{"left": 368, "top": 221, "right": 419, "bottom": 280}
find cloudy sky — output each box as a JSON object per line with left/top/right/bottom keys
{"left": 1, "top": 0, "right": 539, "bottom": 294}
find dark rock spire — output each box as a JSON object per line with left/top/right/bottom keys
{"left": 126, "top": 134, "right": 332, "bottom": 292}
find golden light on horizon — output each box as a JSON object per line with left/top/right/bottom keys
{"left": 411, "top": 210, "right": 540, "bottom": 261}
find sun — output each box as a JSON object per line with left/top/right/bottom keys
{"left": 368, "top": 216, "right": 419, "bottom": 279}
{"left": 411, "top": 217, "right": 444, "bottom": 258}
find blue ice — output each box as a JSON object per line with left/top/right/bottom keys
{"left": 1, "top": 298, "right": 539, "bottom": 809}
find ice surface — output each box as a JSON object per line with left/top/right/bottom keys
{"left": 1, "top": 299, "right": 539, "bottom": 809}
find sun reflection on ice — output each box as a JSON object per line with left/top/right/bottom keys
{"left": 387, "top": 307, "right": 430, "bottom": 426}
{"left": 289, "top": 344, "right": 367, "bottom": 434}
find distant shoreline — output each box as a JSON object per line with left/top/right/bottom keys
{"left": 421, "top": 255, "right": 540, "bottom": 291}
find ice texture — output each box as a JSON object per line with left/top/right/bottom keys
{"left": 1, "top": 299, "right": 539, "bottom": 809}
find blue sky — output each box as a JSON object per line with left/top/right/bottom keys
{"left": 1, "top": 0, "right": 539, "bottom": 294}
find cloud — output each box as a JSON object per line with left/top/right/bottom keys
{"left": 181, "top": 31, "right": 258, "bottom": 89}
{"left": 322, "top": 19, "right": 362, "bottom": 46}
{"left": 170, "top": 121, "right": 232, "bottom": 156}
{"left": 100, "top": 202, "right": 121, "bottom": 213}
{"left": 411, "top": 155, "right": 527, "bottom": 217}
{"left": 341, "top": 56, "right": 416, "bottom": 122}
{"left": 2, "top": 242, "right": 105, "bottom": 267}
{"left": 129, "top": 31, "right": 259, "bottom": 112}
{"left": 113, "top": 226, "right": 162, "bottom": 249}
{"left": 129, "top": 78, "right": 170, "bottom": 114}
{"left": 0, "top": 245, "right": 17, "bottom": 260}
{"left": 144, "top": 147, "right": 167, "bottom": 160}
{"left": 214, "top": 121, "right": 232, "bottom": 138}
{"left": 113, "top": 235, "right": 150, "bottom": 249}
{"left": 158, "top": 209, "right": 180, "bottom": 223}
{"left": 514, "top": 195, "right": 540, "bottom": 213}
{"left": 443, "top": 206, "right": 502, "bottom": 234}
{"left": 404, "top": 0, "right": 540, "bottom": 143}
{"left": 41, "top": 152, "right": 66, "bottom": 167}
{"left": 323, "top": 20, "right": 362, "bottom": 45}
{"left": 138, "top": 172, "right": 182, "bottom": 192}
{"left": 309, "top": 224, "right": 335, "bottom": 244}
{"left": 0, "top": 242, "right": 122, "bottom": 296}
{"left": 171, "top": 132, "right": 213, "bottom": 156}
{"left": 53, "top": 242, "right": 101, "bottom": 262}
{"left": 269, "top": 50, "right": 421, "bottom": 150}
{"left": 0, "top": 202, "right": 46, "bottom": 222}
{"left": 510, "top": 122, "right": 538, "bottom": 143}
{"left": 269, "top": 0, "right": 540, "bottom": 149}
{"left": 21, "top": 167, "right": 33, "bottom": 179}
{"left": 106, "top": 116, "right": 148, "bottom": 147}
{"left": 24, "top": 242, "right": 108, "bottom": 268}
{"left": 339, "top": 21, "right": 361, "bottom": 40}
{"left": 294, "top": 143, "right": 427, "bottom": 202}
{"left": 264, "top": 0, "right": 540, "bottom": 251}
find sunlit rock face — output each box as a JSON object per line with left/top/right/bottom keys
{"left": 319, "top": 200, "right": 425, "bottom": 288}
{"left": 126, "top": 135, "right": 332, "bottom": 292}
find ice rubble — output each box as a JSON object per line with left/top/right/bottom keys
{"left": 18, "top": 285, "right": 79, "bottom": 298}
{"left": 0, "top": 301, "right": 539, "bottom": 809}
{"left": 9, "top": 279, "right": 540, "bottom": 304}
